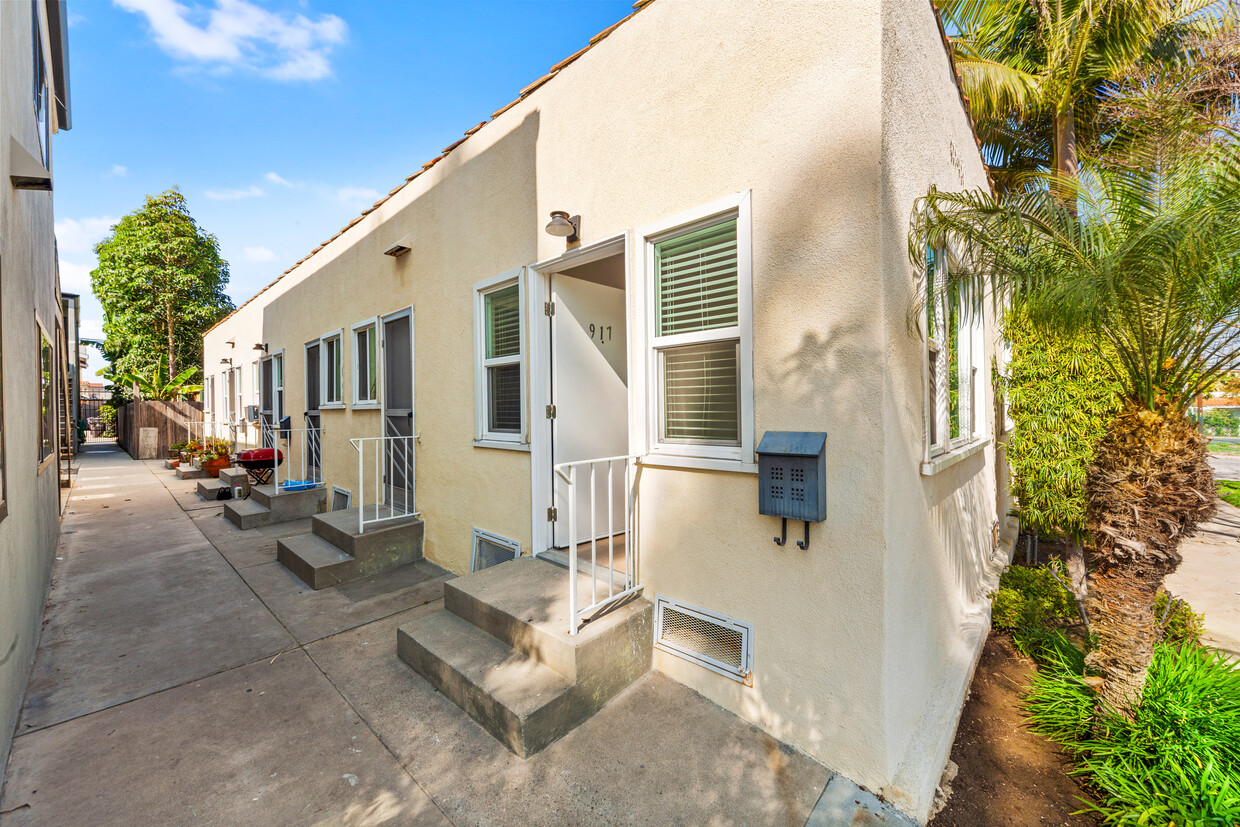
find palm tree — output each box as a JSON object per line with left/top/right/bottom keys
{"left": 910, "top": 142, "right": 1240, "bottom": 714}
{"left": 940, "top": 0, "right": 1231, "bottom": 193}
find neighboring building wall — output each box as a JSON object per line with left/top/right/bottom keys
{"left": 877, "top": 0, "right": 1003, "bottom": 815}
{"left": 0, "top": 0, "right": 70, "bottom": 780}
{"left": 203, "top": 1, "right": 996, "bottom": 818}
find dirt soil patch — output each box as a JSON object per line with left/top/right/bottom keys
{"left": 930, "top": 632, "right": 1099, "bottom": 827}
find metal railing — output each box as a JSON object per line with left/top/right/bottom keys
{"left": 349, "top": 435, "right": 416, "bottom": 534}
{"left": 553, "top": 455, "right": 641, "bottom": 635}
{"left": 260, "top": 423, "right": 323, "bottom": 494}
{"left": 186, "top": 420, "right": 239, "bottom": 451}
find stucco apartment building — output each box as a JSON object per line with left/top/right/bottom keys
{"left": 203, "top": 1, "right": 1009, "bottom": 820}
{"left": 0, "top": 0, "right": 72, "bottom": 782}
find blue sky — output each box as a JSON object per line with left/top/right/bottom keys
{"left": 57, "top": 0, "right": 635, "bottom": 376}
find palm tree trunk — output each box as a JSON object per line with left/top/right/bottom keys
{"left": 1084, "top": 569, "right": 1160, "bottom": 713}
{"left": 1054, "top": 107, "right": 1079, "bottom": 213}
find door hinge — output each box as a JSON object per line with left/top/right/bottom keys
{"left": 545, "top": 404, "right": 556, "bottom": 419}
{"left": 547, "top": 506, "right": 558, "bottom": 521}
{"left": 544, "top": 301, "right": 555, "bottom": 316}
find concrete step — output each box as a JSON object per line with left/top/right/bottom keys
{"left": 398, "top": 557, "right": 653, "bottom": 757}
{"left": 222, "top": 498, "right": 272, "bottom": 530}
{"left": 276, "top": 533, "right": 357, "bottom": 589}
{"left": 175, "top": 465, "right": 205, "bottom": 480}
{"left": 196, "top": 478, "right": 226, "bottom": 500}
{"left": 396, "top": 611, "right": 575, "bottom": 757}
{"left": 249, "top": 484, "right": 328, "bottom": 517}
{"left": 445, "top": 557, "right": 650, "bottom": 682}
{"left": 278, "top": 506, "right": 423, "bottom": 589}
{"left": 218, "top": 467, "right": 249, "bottom": 498}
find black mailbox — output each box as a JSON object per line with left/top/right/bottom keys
{"left": 757, "top": 431, "right": 826, "bottom": 549}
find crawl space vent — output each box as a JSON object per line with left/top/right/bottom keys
{"left": 331, "top": 487, "right": 351, "bottom": 512}
{"left": 471, "top": 528, "right": 520, "bottom": 572}
{"left": 654, "top": 596, "right": 753, "bottom": 683}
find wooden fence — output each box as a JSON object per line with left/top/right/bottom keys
{"left": 117, "top": 400, "right": 202, "bottom": 460}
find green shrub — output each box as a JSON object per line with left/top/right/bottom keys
{"left": 991, "top": 561, "right": 1079, "bottom": 653}
{"left": 1219, "top": 479, "right": 1240, "bottom": 509}
{"left": 1155, "top": 591, "right": 1207, "bottom": 647}
{"left": 1027, "top": 641, "right": 1240, "bottom": 825}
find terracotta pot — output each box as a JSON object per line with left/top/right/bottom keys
{"left": 201, "top": 457, "right": 232, "bottom": 478}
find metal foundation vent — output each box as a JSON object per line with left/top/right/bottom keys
{"left": 471, "top": 528, "right": 520, "bottom": 572}
{"left": 331, "top": 487, "right": 351, "bottom": 512}
{"left": 654, "top": 596, "right": 753, "bottom": 683}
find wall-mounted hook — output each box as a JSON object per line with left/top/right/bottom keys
{"left": 774, "top": 517, "right": 788, "bottom": 546}
{"left": 796, "top": 520, "right": 810, "bottom": 550}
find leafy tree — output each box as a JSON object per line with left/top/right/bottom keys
{"left": 1004, "top": 311, "right": 1122, "bottom": 622}
{"left": 940, "top": 0, "right": 1233, "bottom": 193}
{"left": 113, "top": 357, "right": 203, "bottom": 402}
{"left": 91, "top": 188, "right": 233, "bottom": 383}
{"left": 910, "top": 139, "right": 1240, "bottom": 715}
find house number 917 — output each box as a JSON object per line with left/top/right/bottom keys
{"left": 588, "top": 324, "right": 612, "bottom": 343}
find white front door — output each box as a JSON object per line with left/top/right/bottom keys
{"left": 551, "top": 272, "right": 628, "bottom": 548}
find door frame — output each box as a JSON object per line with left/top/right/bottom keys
{"left": 379, "top": 306, "right": 416, "bottom": 509}
{"left": 528, "top": 232, "right": 630, "bottom": 557}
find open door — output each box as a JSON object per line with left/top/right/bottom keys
{"left": 381, "top": 309, "right": 415, "bottom": 513}
{"left": 550, "top": 257, "right": 628, "bottom": 549}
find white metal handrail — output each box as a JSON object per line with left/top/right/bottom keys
{"left": 349, "top": 435, "right": 416, "bottom": 534}
{"left": 186, "top": 420, "right": 239, "bottom": 452}
{"left": 553, "top": 454, "right": 641, "bottom": 635}
{"left": 260, "top": 424, "right": 324, "bottom": 494}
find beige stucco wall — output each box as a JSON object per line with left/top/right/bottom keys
{"left": 0, "top": 0, "right": 69, "bottom": 780}
{"left": 203, "top": 1, "right": 998, "bottom": 819}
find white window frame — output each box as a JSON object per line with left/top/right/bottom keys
{"left": 223, "top": 370, "right": 235, "bottom": 422}
{"left": 351, "top": 318, "right": 380, "bottom": 408}
{"left": 206, "top": 375, "right": 215, "bottom": 417}
{"left": 320, "top": 329, "right": 345, "bottom": 408}
{"left": 251, "top": 360, "right": 260, "bottom": 406}
{"left": 233, "top": 366, "right": 244, "bottom": 424}
{"left": 922, "top": 248, "right": 987, "bottom": 474}
{"left": 473, "top": 267, "right": 527, "bottom": 448}
{"left": 633, "top": 192, "right": 754, "bottom": 473}
{"left": 259, "top": 350, "right": 285, "bottom": 423}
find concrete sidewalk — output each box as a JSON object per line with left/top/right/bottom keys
{"left": 0, "top": 445, "right": 888, "bottom": 826}
{"left": 1165, "top": 494, "right": 1240, "bottom": 660}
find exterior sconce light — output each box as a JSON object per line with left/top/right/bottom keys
{"left": 220, "top": 358, "right": 233, "bottom": 366}
{"left": 545, "top": 210, "right": 580, "bottom": 244}
{"left": 384, "top": 235, "right": 412, "bottom": 257}
{"left": 253, "top": 343, "right": 268, "bottom": 353}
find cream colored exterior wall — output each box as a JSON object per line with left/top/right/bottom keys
{"left": 203, "top": 1, "right": 997, "bottom": 819}
{"left": 0, "top": 0, "right": 69, "bottom": 781}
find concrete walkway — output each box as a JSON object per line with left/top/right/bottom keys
{"left": 1164, "top": 456, "right": 1240, "bottom": 659}
{"left": 0, "top": 444, "right": 892, "bottom": 826}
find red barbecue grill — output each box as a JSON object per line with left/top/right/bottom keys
{"left": 236, "top": 448, "right": 283, "bottom": 485}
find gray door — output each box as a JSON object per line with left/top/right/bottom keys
{"left": 382, "top": 311, "right": 414, "bottom": 512}
{"left": 304, "top": 342, "right": 322, "bottom": 482}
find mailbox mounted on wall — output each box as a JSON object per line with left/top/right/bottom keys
{"left": 757, "top": 431, "right": 827, "bottom": 550}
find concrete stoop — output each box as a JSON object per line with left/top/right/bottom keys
{"left": 222, "top": 483, "right": 327, "bottom": 529}
{"left": 174, "top": 465, "right": 205, "bottom": 480}
{"left": 276, "top": 506, "right": 424, "bottom": 589}
{"left": 196, "top": 478, "right": 226, "bottom": 500}
{"left": 397, "top": 557, "right": 652, "bottom": 757}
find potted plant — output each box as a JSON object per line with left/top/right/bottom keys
{"left": 168, "top": 441, "right": 188, "bottom": 460}
{"left": 199, "top": 438, "right": 234, "bottom": 477}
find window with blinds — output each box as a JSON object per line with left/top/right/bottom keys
{"left": 478, "top": 279, "right": 523, "bottom": 440}
{"left": 653, "top": 218, "right": 741, "bottom": 447}
{"left": 354, "top": 324, "right": 378, "bottom": 403}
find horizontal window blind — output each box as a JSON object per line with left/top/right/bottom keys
{"left": 486, "top": 285, "right": 521, "bottom": 359}
{"left": 656, "top": 219, "right": 738, "bottom": 336}
{"left": 488, "top": 364, "right": 521, "bottom": 433}
{"left": 661, "top": 340, "right": 740, "bottom": 444}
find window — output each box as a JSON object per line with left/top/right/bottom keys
{"left": 234, "top": 367, "right": 244, "bottom": 423}
{"left": 273, "top": 353, "right": 284, "bottom": 420}
{"left": 638, "top": 194, "right": 753, "bottom": 469}
{"left": 31, "top": 1, "right": 49, "bottom": 166}
{"left": 38, "top": 326, "right": 54, "bottom": 464}
{"left": 353, "top": 321, "right": 378, "bottom": 405}
{"left": 925, "top": 246, "right": 984, "bottom": 457}
{"left": 474, "top": 270, "right": 525, "bottom": 445}
{"left": 259, "top": 352, "right": 284, "bottom": 423}
{"left": 206, "top": 376, "right": 215, "bottom": 418}
{"left": 251, "top": 360, "right": 260, "bottom": 407}
{"left": 321, "top": 331, "right": 343, "bottom": 406}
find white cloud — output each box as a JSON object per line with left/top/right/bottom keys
{"left": 80, "top": 317, "right": 105, "bottom": 340}
{"left": 114, "top": 0, "right": 347, "bottom": 81}
{"left": 336, "top": 187, "right": 379, "bottom": 206}
{"left": 243, "top": 246, "right": 277, "bottom": 262}
{"left": 205, "top": 185, "right": 264, "bottom": 200}
{"left": 106, "top": 164, "right": 128, "bottom": 178}
{"left": 59, "top": 260, "right": 94, "bottom": 294}
{"left": 55, "top": 216, "right": 118, "bottom": 256}
{"left": 264, "top": 171, "right": 295, "bottom": 187}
